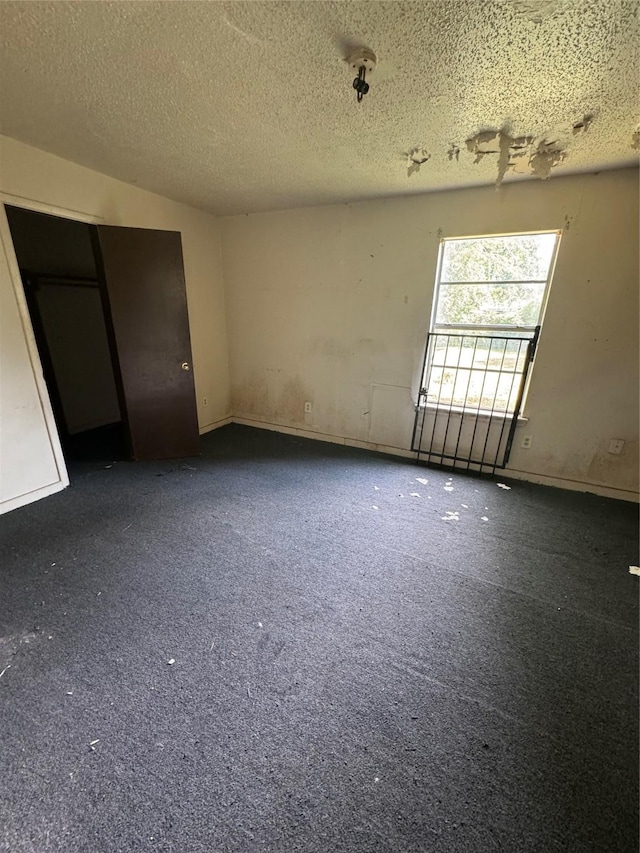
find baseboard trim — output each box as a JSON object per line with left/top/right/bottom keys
{"left": 231, "top": 416, "right": 639, "bottom": 503}
{"left": 232, "top": 416, "right": 351, "bottom": 449}
{"left": 501, "top": 467, "right": 639, "bottom": 503}
{"left": 199, "top": 415, "right": 233, "bottom": 435}
{"left": 231, "top": 416, "right": 416, "bottom": 459}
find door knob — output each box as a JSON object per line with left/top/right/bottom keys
{"left": 181, "top": 362, "right": 191, "bottom": 371}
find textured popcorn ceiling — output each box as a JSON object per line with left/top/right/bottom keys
{"left": 0, "top": 0, "right": 638, "bottom": 214}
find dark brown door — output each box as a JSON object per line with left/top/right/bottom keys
{"left": 92, "top": 226, "right": 200, "bottom": 460}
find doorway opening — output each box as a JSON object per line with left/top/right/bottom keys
{"left": 5, "top": 205, "right": 127, "bottom": 470}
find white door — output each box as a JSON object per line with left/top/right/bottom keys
{"left": 0, "top": 204, "right": 68, "bottom": 514}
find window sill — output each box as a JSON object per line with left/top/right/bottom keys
{"left": 417, "top": 403, "right": 528, "bottom": 424}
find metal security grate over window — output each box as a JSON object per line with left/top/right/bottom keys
{"left": 412, "top": 232, "right": 560, "bottom": 473}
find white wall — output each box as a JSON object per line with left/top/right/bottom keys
{"left": 222, "top": 168, "right": 639, "bottom": 500}
{"left": 0, "top": 135, "right": 230, "bottom": 513}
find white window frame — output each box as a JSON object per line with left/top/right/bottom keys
{"left": 422, "top": 229, "right": 562, "bottom": 415}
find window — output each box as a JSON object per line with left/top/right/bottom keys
{"left": 423, "top": 231, "right": 560, "bottom": 414}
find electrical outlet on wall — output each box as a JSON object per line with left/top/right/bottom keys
{"left": 304, "top": 402, "right": 312, "bottom": 413}
{"left": 608, "top": 439, "right": 624, "bottom": 455}
{"left": 521, "top": 435, "right": 533, "bottom": 449}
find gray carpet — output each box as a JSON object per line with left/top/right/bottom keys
{"left": 0, "top": 424, "right": 637, "bottom": 852}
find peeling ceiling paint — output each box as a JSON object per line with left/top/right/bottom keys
{"left": 510, "top": 0, "right": 575, "bottom": 23}
{"left": 465, "top": 125, "right": 580, "bottom": 185}
{"left": 0, "top": 0, "right": 638, "bottom": 215}
{"left": 407, "top": 147, "right": 431, "bottom": 177}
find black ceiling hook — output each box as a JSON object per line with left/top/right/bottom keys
{"left": 353, "top": 65, "right": 369, "bottom": 103}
